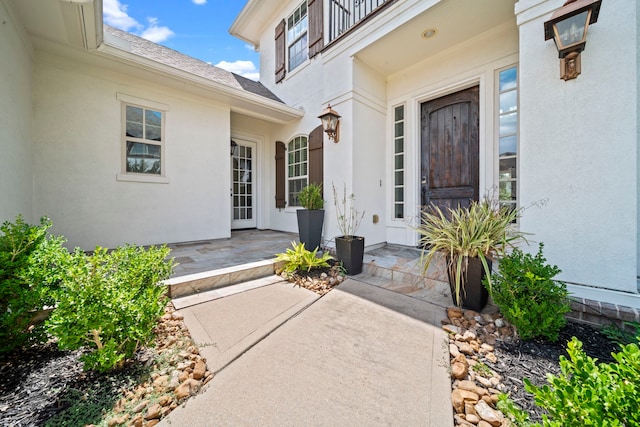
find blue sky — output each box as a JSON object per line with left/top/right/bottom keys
{"left": 103, "top": 0, "right": 260, "bottom": 80}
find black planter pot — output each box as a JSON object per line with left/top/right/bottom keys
{"left": 447, "top": 256, "right": 491, "bottom": 312}
{"left": 296, "top": 209, "right": 325, "bottom": 251}
{"left": 335, "top": 235, "right": 365, "bottom": 275}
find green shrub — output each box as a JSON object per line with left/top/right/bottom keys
{"left": 47, "top": 245, "right": 174, "bottom": 372}
{"left": 298, "top": 183, "right": 324, "bottom": 210}
{"left": 487, "top": 243, "right": 569, "bottom": 341}
{"left": 276, "top": 241, "right": 333, "bottom": 277}
{"left": 0, "top": 216, "right": 69, "bottom": 353}
{"left": 523, "top": 337, "right": 640, "bottom": 426}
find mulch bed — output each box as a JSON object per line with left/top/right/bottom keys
{"left": 490, "top": 320, "right": 619, "bottom": 423}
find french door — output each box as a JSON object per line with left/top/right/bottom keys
{"left": 231, "top": 139, "right": 257, "bottom": 229}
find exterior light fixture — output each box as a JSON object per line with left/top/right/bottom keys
{"left": 318, "top": 104, "right": 341, "bottom": 143}
{"left": 544, "top": 0, "right": 602, "bottom": 80}
{"left": 230, "top": 139, "right": 237, "bottom": 156}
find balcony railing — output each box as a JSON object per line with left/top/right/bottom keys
{"left": 328, "top": 0, "right": 395, "bottom": 43}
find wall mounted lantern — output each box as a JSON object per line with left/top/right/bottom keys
{"left": 544, "top": 0, "right": 602, "bottom": 80}
{"left": 230, "top": 139, "right": 237, "bottom": 156}
{"left": 318, "top": 104, "right": 341, "bottom": 143}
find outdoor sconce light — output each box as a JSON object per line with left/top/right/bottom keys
{"left": 230, "top": 139, "right": 237, "bottom": 156}
{"left": 318, "top": 104, "right": 341, "bottom": 143}
{"left": 544, "top": 0, "right": 602, "bottom": 80}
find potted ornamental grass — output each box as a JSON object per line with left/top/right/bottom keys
{"left": 417, "top": 199, "right": 527, "bottom": 311}
{"left": 332, "top": 183, "right": 365, "bottom": 275}
{"left": 296, "top": 182, "right": 325, "bottom": 251}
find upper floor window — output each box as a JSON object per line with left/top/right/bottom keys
{"left": 287, "top": 2, "right": 308, "bottom": 71}
{"left": 497, "top": 66, "right": 518, "bottom": 209}
{"left": 124, "top": 104, "right": 164, "bottom": 175}
{"left": 287, "top": 135, "right": 308, "bottom": 206}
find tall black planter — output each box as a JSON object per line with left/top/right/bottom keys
{"left": 296, "top": 209, "right": 324, "bottom": 251}
{"left": 335, "top": 236, "right": 365, "bottom": 275}
{"left": 447, "top": 257, "right": 491, "bottom": 312}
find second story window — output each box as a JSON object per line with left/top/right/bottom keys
{"left": 287, "top": 2, "right": 308, "bottom": 72}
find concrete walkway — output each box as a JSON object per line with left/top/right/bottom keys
{"left": 161, "top": 279, "right": 453, "bottom": 427}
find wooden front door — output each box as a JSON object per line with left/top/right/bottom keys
{"left": 420, "top": 86, "right": 479, "bottom": 213}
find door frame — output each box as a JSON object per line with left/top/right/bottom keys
{"left": 230, "top": 133, "right": 263, "bottom": 230}
{"left": 410, "top": 79, "right": 490, "bottom": 245}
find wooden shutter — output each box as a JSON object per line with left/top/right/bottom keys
{"left": 275, "top": 141, "right": 286, "bottom": 208}
{"left": 308, "top": 126, "right": 324, "bottom": 190}
{"left": 275, "top": 20, "right": 286, "bottom": 83}
{"left": 308, "top": 0, "right": 324, "bottom": 58}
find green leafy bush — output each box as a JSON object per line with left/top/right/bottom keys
{"left": 276, "top": 241, "right": 333, "bottom": 277}
{"left": 487, "top": 243, "right": 569, "bottom": 341}
{"left": 0, "top": 216, "right": 69, "bottom": 353}
{"left": 47, "top": 245, "right": 174, "bottom": 372}
{"left": 523, "top": 337, "right": 640, "bottom": 426}
{"left": 298, "top": 183, "right": 324, "bottom": 210}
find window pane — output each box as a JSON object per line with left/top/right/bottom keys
{"left": 394, "top": 188, "right": 404, "bottom": 202}
{"left": 499, "top": 180, "right": 517, "bottom": 201}
{"left": 499, "top": 67, "right": 517, "bottom": 91}
{"left": 126, "top": 106, "right": 143, "bottom": 138}
{"left": 499, "top": 90, "right": 517, "bottom": 114}
{"left": 500, "top": 157, "right": 517, "bottom": 179}
{"left": 126, "top": 142, "right": 161, "bottom": 175}
{"left": 394, "top": 204, "right": 404, "bottom": 219}
{"left": 394, "top": 122, "right": 404, "bottom": 137}
{"left": 394, "top": 171, "right": 404, "bottom": 186}
{"left": 394, "top": 138, "right": 404, "bottom": 153}
{"left": 395, "top": 154, "right": 403, "bottom": 170}
{"left": 500, "top": 113, "right": 517, "bottom": 137}
{"left": 499, "top": 135, "right": 517, "bottom": 156}
{"left": 394, "top": 106, "right": 404, "bottom": 122}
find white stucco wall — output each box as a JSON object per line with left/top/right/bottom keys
{"left": 0, "top": 2, "right": 34, "bottom": 224}
{"left": 516, "top": 0, "right": 639, "bottom": 302}
{"left": 32, "top": 51, "right": 233, "bottom": 250}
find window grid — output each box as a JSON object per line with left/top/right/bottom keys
{"left": 497, "top": 66, "right": 518, "bottom": 209}
{"left": 288, "top": 136, "right": 308, "bottom": 207}
{"left": 287, "top": 2, "right": 308, "bottom": 71}
{"left": 232, "top": 145, "right": 253, "bottom": 220}
{"left": 124, "top": 104, "right": 163, "bottom": 176}
{"left": 393, "top": 105, "right": 405, "bottom": 219}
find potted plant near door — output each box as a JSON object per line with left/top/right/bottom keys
{"left": 332, "top": 183, "right": 366, "bottom": 275}
{"left": 296, "top": 183, "right": 325, "bottom": 251}
{"left": 416, "top": 199, "right": 527, "bottom": 311}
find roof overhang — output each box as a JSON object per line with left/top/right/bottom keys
{"left": 9, "top": 0, "right": 103, "bottom": 50}
{"left": 229, "top": 0, "right": 282, "bottom": 47}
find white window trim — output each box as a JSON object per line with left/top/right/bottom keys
{"left": 287, "top": 1, "right": 308, "bottom": 72}
{"left": 116, "top": 93, "right": 170, "bottom": 184}
{"left": 286, "top": 134, "right": 309, "bottom": 210}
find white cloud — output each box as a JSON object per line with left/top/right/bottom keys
{"left": 192, "top": 0, "right": 207, "bottom": 4}
{"left": 140, "top": 17, "right": 175, "bottom": 43}
{"left": 103, "top": 0, "right": 140, "bottom": 31}
{"left": 215, "top": 60, "right": 260, "bottom": 81}
{"left": 244, "top": 43, "right": 257, "bottom": 52}
{"left": 103, "top": 1, "right": 174, "bottom": 43}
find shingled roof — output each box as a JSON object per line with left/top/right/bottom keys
{"left": 104, "top": 25, "right": 283, "bottom": 103}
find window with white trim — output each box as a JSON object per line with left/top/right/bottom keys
{"left": 287, "top": 136, "right": 308, "bottom": 206}
{"left": 497, "top": 66, "right": 518, "bottom": 209}
{"left": 393, "top": 105, "right": 405, "bottom": 219}
{"left": 287, "top": 2, "right": 308, "bottom": 71}
{"left": 123, "top": 104, "right": 164, "bottom": 176}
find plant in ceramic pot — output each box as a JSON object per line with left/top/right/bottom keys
{"left": 296, "top": 183, "right": 325, "bottom": 251}
{"left": 417, "top": 200, "right": 527, "bottom": 311}
{"left": 332, "top": 183, "right": 365, "bottom": 275}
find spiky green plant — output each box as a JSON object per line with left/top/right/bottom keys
{"left": 417, "top": 200, "right": 528, "bottom": 307}
{"left": 276, "top": 242, "right": 333, "bottom": 277}
{"left": 298, "top": 183, "right": 324, "bottom": 210}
